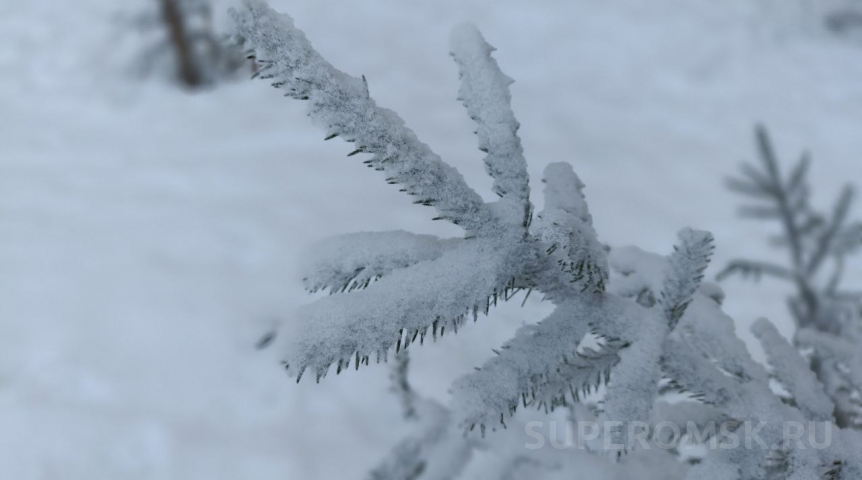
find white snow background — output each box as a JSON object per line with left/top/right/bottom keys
{"left": 2, "top": 0, "right": 862, "bottom": 478}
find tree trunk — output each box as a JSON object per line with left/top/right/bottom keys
{"left": 159, "top": 0, "right": 202, "bottom": 87}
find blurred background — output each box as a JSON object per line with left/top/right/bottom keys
{"left": 2, "top": 0, "right": 862, "bottom": 478}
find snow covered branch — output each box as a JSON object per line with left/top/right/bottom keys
{"left": 230, "top": 0, "right": 498, "bottom": 234}
{"left": 451, "top": 300, "right": 606, "bottom": 429}
{"left": 664, "top": 298, "right": 850, "bottom": 479}
{"left": 449, "top": 23, "right": 531, "bottom": 226}
{"left": 286, "top": 238, "right": 527, "bottom": 381}
{"left": 751, "top": 318, "right": 834, "bottom": 421}
{"left": 229, "top": 5, "right": 862, "bottom": 477}
{"left": 534, "top": 163, "right": 608, "bottom": 293}
{"left": 300, "top": 231, "right": 460, "bottom": 294}
{"left": 660, "top": 228, "right": 714, "bottom": 329}
{"left": 797, "top": 328, "right": 862, "bottom": 429}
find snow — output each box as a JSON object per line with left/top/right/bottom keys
{"left": 3, "top": 0, "right": 862, "bottom": 478}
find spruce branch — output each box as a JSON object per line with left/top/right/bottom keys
{"left": 663, "top": 295, "right": 770, "bottom": 404}
{"left": 661, "top": 338, "right": 742, "bottom": 407}
{"left": 229, "top": 0, "right": 498, "bottom": 234}
{"left": 727, "top": 125, "right": 806, "bottom": 269}
{"left": 716, "top": 259, "right": 793, "bottom": 282}
{"left": 660, "top": 228, "right": 715, "bottom": 330}
{"left": 300, "top": 231, "right": 460, "bottom": 294}
{"left": 368, "top": 441, "right": 426, "bottom": 480}
{"left": 391, "top": 351, "right": 418, "bottom": 420}
{"left": 751, "top": 318, "right": 834, "bottom": 421}
{"left": 450, "top": 302, "right": 594, "bottom": 429}
{"left": 371, "top": 353, "right": 474, "bottom": 480}
{"left": 285, "top": 238, "right": 526, "bottom": 382}
{"left": 597, "top": 301, "right": 667, "bottom": 451}
{"left": 449, "top": 23, "right": 531, "bottom": 227}
{"left": 534, "top": 163, "right": 608, "bottom": 293}
{"left": 721, "top": 125, "right": 862, "bottom": 431}
{"left": 805, "top": 185, "right": 854, "bottom": 277}
{"left": 721, "top": 125, "right": 859, "bottom": 333}
{"left": 367, "top": 399, "right": 473, "bottom": 480}
{"left": 230, "top": 5, "right": 862, "bottom": 476}
{"left": 797, "top": 329, "right": 862, "bottom": 429}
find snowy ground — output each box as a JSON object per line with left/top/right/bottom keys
{"left": 2, "top": 0, "right": 862, "bottom": 479}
